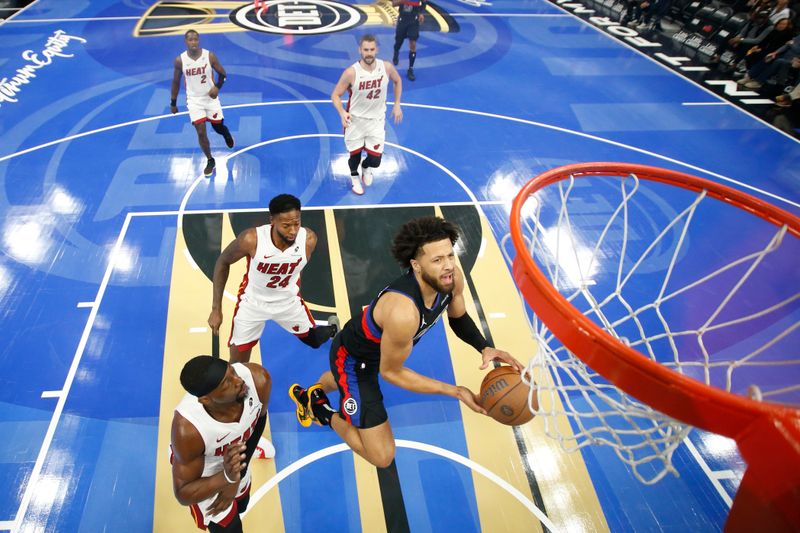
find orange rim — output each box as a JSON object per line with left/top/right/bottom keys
{"left": 510, "top": 162, "right": 800, "bottom": 440}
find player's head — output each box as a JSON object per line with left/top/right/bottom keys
{"left": 184, "top": 29, "right": 200, "bottom": 51}
{"left": 180, "top": 355, "right": 247, "bottom": 405}
{"left": 358, "top": 34, "right": 378, "bottom": 65}
{"left": 269, "top": 194, "right": 302, "bottom": 246}
{"left": 392, "top": 217, "right": 460, "bottom": 293}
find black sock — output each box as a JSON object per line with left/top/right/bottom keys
{"left": 409, "top": 51, "right": 416, "bottom": 68}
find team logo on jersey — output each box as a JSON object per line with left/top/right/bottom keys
{"left": 249, "top": 397, "right": 253, "bottom": 407}
{"left": 134, "top": 0, "right": 459, "bottom": 37}
{"left": 343, "top": 397, "right": 358, "bottom": 415}
{"left": 292, "top": 324, "right": 300, "bottom": 332}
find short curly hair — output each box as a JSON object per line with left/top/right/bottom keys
{"left": 391, "top": 216, "right": 460, "bottom": 268}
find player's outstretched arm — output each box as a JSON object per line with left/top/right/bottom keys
{"left": 447, "top": 266, "right": 525, "bottom": 372}
{"left": 170, "top": 56, "right": 182, "bottom": 114}
{"left": 331, "top": 67, "right": 355, "bottom": 129}
{"left": 208, "top": 228, "right": 257, "bottom": 335}
{"left": 171, "top": 414, "right": 246, "bottom": 506}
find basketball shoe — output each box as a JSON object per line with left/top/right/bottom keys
{"left": 307, "top": 384, "right": 336, "bottom": 426}
{"left": 350, "top": 175, "right": 364, "bottom": 195}
{"left": 361, "top": 166, "right": 374, "bottom": 186}
{"left": 255, "top": 437, "right": 275, "bottom": 459}
{"left": 289, "top": 384, "right": 313, "bottom": 428}
{"left": 204, "top": 158, "right": 216, "bottom": 176}
{"left": 224, "top": 132, "right": 235, "bottom": 149}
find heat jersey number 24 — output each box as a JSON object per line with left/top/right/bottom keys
{"left": 266, "top": 275, "right": 291, "bottom": 288}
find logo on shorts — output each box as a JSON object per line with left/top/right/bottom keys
{"left": 373, "top": 144, "right": 380, "bottom": 150}
{"left": 292, "top": 324, "right": 300, "bottom": 332}
{"left": 343, "top": 397, "right": 358, "bottom": 415}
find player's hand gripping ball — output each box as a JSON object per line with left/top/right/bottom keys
{"left": 479, "top": 366, "right": 537, "bottom": 426}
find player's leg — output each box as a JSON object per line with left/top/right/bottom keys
{"left": 275, "top": 297, "right": 339, "bottom": 348}
{"left": 360, "top": 125, "right": 385, "bottom": 187}
{"left": 188, "top": 97, "right": 216, "bottom": 175}
{"left": 344, "top": 123, "right": 367, "bottom": 194}
{"left": 207, "top": 97, "right": 234, "bottom": 148}
{"left": 393, "top": 23, "right": 406, "bottom": 65}
{"left": 227, "top": 304, "right": 268, "bottom": 364}
{"left": 406, "top": 22, "right": 420, "bottom": 81}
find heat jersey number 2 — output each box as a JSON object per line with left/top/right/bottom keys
{"left": 266, "top": 275, "right": 291, "bottom": 288}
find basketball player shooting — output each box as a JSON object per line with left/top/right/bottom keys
{"left": 290, "top": 216, "right": 524, "bottom": 468}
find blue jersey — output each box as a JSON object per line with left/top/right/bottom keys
{"left": 338, "top": 269, "right": 452, "bottom": 363}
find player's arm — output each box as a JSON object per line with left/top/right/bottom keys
{"left": 170, "top": 413, "right": 246, "bottom": 506}
{"left": 244, "top": 362, "right": 272, "bottom": 418}
{"left": 208, "top": 228, "right": 257, "bottom": 335}
{"left": 447, "top": 266, "right": 525, "bottom": 372}
{"left": 331, "top": 67, "right": 355, "bottom": 129}
{"left": 208, "top": 51, "right": 226, "bottom": 99}
{"left": 305, "top": 228, "right": 318, "bottom": 260}
{"left": 170, "top": 56, "right": 182, "bottom": 114}
{"left": 385, "top": 62, "right": 403, "bottom": 124}
{"left": 377, "top": 295, "right": 486, "bottom": 413}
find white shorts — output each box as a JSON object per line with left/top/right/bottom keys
{"left": 344, "top": 115, "right": 385, "bottom": 155}
{"left": 190, "top": 470, "right": 251, "bottom": 529}
{"left": 229, "top": 295, "right": 315, "bottom": 350}
{"left": 187, "top": 94, "right": 224, "bottom": 125}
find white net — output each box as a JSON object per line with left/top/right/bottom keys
{"left": 503, "top": 171, "right": 800, "bottom": 484}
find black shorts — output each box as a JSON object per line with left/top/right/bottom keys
{"left": 396, "top": 17, "right": 420, "bottom": 42}
{"left": 329, "top": 336, "right": 387, "bottom": 428}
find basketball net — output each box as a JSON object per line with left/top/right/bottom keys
{"left": 504, "top": 163, "right": 800, "bottom": 514}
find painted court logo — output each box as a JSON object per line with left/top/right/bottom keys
{"left": 134, "top": 0, "right": 460, "bottom": 37}
{"left": 343, "top": 397, "right": 358, "bottom": 415}
{"left": 231, "top": 0, "right": 365, "bottom": 35}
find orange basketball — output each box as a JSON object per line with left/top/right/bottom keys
{"left": 479, "top": 366, "right": 536, "bottom": 426}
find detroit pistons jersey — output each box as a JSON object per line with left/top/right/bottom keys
{"left": 180, "top": 49, "right": 214, "bottom": 98}
{"left": 339, "top": 269, "right": 452, "bottom": 362}
{"left": 240, "top": 225, "right": 307, "bottom": 304}
{"left": 347, "top": 60, "right": 388, "bottom": 120}
{"left": 173, "top": 363, "right": 262, "bottom": 494}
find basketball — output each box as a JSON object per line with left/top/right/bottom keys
{"left": 479, "top": 366, "right": 536, "bottom": 426}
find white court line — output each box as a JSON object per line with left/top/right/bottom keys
{"left": 2, "top": 100, "right": 797, "bottom": 210}
{"left": 683, "top": 436, "right": 733, "bottom": 507}
{"left": 0, "top": 520, "right": 14, "bottom": 529}
{"left": 189, "top": 327, "right": 208, "bottom": 333}
{"left": 40, "top": 391, "right": 62, "bottom": 399}
{"left": 681, "top": 102, "right": 729, "bottom": 106}
{"left": 451, "top": 12, "right": 571, "bottom": 16}
{"left": 6, "top": 16, "right": 141, "bottom": 22}
{"left": 10, "top": 213, "right": 133, "bottom": 533}
{"left": 241, "top": 440, "right": 559, "bottom": 532}
{"left": 0, "top": 0, "right": 39, "bottom": 26}
{"left": 489, "top": 312, "right": 507, "bottom": 318}
{"left": 76, "top": 301, "right": 94, "bottom": 308}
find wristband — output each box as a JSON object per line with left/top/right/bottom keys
{"left": 223, "top": 469, "right": 236, "bottom": 484}
{"left": 170, "top": 99, "right": 177, "bottom": 107}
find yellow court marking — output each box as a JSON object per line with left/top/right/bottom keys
{"left": 325, "top": 208, "right": 388, "bottom": 533}
{"left": 443, "top": 208, "right": 609, "bottom": 532}
{"left": 153, "top": 216, "right": 283, "bottom": 533}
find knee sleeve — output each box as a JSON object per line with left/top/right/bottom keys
{"left": 363, "top": 153, "right": 382, "bottom": 169}
{"left": 211, "top": 121, "right": 230, "bottom": 136}
{"left": 348, "top": 153, "right": 361, "bottom": 174}
{"left": 298, "top": 325, "right": 337, "bottom": 348}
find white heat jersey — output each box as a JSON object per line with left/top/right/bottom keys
{"left": 181, "top": 49, "right": 214, "bottom": 98}
{"left": 347, "top": 60, "right": 388, "bottom": 120}
{"left": 241, "top": 225, "right": 308, "bottom": 304}
{"left": 173, "top": 363, "right": 262, "bottom": 496}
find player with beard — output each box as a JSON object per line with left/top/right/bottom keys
{"left": 208, "top": 194, "right": 339, "bottom": 364}
{"left": 332, "top": 34, "right": 403, "bottom": 195}
{"left": 289, "top": 216, "right": 524, "bottom": 468}
{"left": 170, "top": 356, "right": 272, "bottom": 532}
